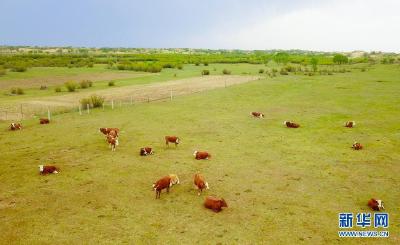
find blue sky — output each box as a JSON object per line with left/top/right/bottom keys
{"left": 1, "top": 0, "right": 399, "bottom": 52}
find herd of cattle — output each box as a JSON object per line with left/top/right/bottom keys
{"left": 7, "top": 112, "right": 383, "bottom": 212}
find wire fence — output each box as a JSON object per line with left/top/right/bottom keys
{"left": 0, "top": 86, "right": 218, "bottom": 121}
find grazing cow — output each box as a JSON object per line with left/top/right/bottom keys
{"left": 284, "top": 121, "right": 300, "bottom": 128}
{"left": 40, "top": 118, "right": 50, "bottom": 124}
{"left": 194, "top": 173, "right": 209, "bottom": 195}
{"left": 345, "top": 121, "right": 356, "bottom": 128}
{"left": 152, "top": 174, "right": 180, "bottom": 199}
{"left": 140, "top": 147, "right": 154, "bottom": 156}
{"left": 39, "top": 165, "right": 59, "bottom": 175}
{"left": 193, "top": 151, "right": 211, "bottom": 160}
{"left": 251, "top": 112, "right": 264, "bottom": 118}
{"left": 10, "top": 123, "right": 22, "bottom": 130}
{"left": 204, "top": 196, "right": 227, "bottom": 212}
{"left": 107, "top": 134, "right": 119, "bottom": 151}
{"left": 99, "top": 128, "right": 120, "bottom": 137}
{"left": 165, "top": 136, "right": 180, "bottom": 147}
{"left": 352, "top": 142, "right": 363, "bottom": 150}
{"left": 368, "top": 198, "right": 385, "bottom": 211}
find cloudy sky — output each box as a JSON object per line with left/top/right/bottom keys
{"left": 1, "top": 0, "right": 399, "bottom": 52}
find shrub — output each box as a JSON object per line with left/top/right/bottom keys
{"left": 361, "top": 68, "right": 366, "bottom": 72}
{"left": 55, "top": 87, "right": 62, "bottom": 92}
{"left": 88, "top": 80, "right": 93, "bottom": 87}
{"left": 79, "top": 80, "right": 90, "bottom": 89}
{"left": 0, "top": 67, "right": 6, "bottom": 76}
{"left": 259, "top": 69, "right": 264, "bottom": 74}
{"left": 195, "top": 62, "right": 200, "bottom": 66}
{"left": 80, "top": 95, "right": 105, "bottom": 108}
{"left": 108, "top": 81, "right": 115, "bottom": 86}
{"left": 40, "top": 85, "right": 47, "bottom": 90}
{"left": 202, "top": 70, "right": 210, "bottom": 75}
{"left": 204, "top": 62, "right": 209, "bottom": 66}
{"left": 280, "top": 68, "right": 289, "bottom": 75}
{"left": 11, "top": 64, "right": 27, "bottom": 72}
{"left": 65, "top": 81, "right": 77, "bottom": 92}
{"left": 177, "top": 64, "right": 183, "bottom": 70}
{"left": 90, "top": 95, "right": 105, "bottom": 108}
{"left": 222, "top": 69, "right": 231, "bottom": 75}
{"left": 11, "top": 87, "right": 24, "bottom": 95}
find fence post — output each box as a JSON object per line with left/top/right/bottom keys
{"left": 79, "top": 105, "right": 82, "bottom": 115}
{"left": 111, "top": 100, "right": 114, "bottom": 110}
{"left": 47, "top": 107, "right": 51, "bottom": 121}
{"left": 87, "top": 104, "right": 90, "bottom": 114}
{"left": 170, "top": 90, "right": 173, "bottom": 101}
{"left": 147, "top": 96, "right": 150, "bottom": 103}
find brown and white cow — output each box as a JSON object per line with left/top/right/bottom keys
{"left": 140, "top": 147, "right": 154, "bottom": 156}
{"left": 368, "top": 198, "right": 385, "bottom": 211}
{"left": 345, "top": 121, "right": 356, "bottom": 128}
{"left": 204, "top": 196, "right": 227, "bottom": 212}
{"left": 193, "top": 151, "right": 211, "bottom": 160}
{"left": 165, "top": 136, "right": 180, "bottom": 147}
{"left": 107, "top": 134, "right": 119, "bottom": 151}
{"left": 10, "top": 123, "right": 22, "bottom": 130}
{"left": 284, "top": 121, "right": 300, "bottom": 128}
{"left": 40, "top": 118, "right": 50, "bottom": 124}
{"left": 194, "top": 173, "right": 209, "bottom": 195}
{"left": 99, "top": 128, "right": 120, "bottom": 137}
{"left": 251, "top": 112, "right": 264, "bottom": 118}
{"left": 39, "top": 165, "right": 59, "bottom": 175}
{"left": 152, "top": 174, "right": 180, "bottom": 199}
{"left": 352, "top": 142, "right": 363, "bottom": 150}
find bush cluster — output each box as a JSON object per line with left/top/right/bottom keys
{"left": 10, "top": 87, "right": 24, "bottom": 95}
{"left": 202, "top": 70, "right": 210, "bottom": 75}
{"left": 65, "top": 81, "right": 77, "bottom": 92}
{"left": 80, "top": 95, "right": 105, "bottom": 108}
{"left": 222, "top": 69, "right": 231, "bottom": 75}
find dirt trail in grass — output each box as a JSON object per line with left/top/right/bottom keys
{"left": 1, "top": 75, "right": 260, "bottom": 120}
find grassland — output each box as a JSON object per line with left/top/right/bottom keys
{"left": 0, "top": 64, "right": 399, "bottom": 244}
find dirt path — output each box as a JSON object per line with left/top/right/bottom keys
{"left": 0, "top": 75, "right": 260, "bottom": 120}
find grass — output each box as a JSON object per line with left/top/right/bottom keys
{"left": 0, "top": 64, "right": 399, "bottom": 244}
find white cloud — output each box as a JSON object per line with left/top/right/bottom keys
{"left": 210, "top": 0, "right": 400, "bottom": 52}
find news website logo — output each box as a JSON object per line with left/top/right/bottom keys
{"left": 338, "top": 213, "right": 389, "bottom": 238}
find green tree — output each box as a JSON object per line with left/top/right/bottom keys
{"left": 310, "top": 57, "right": 318, "bottom": 72}
{"left": 333, "top": 54, "right": 348, "bottom": 64}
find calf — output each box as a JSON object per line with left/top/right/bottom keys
{"left": 194, "top": 173, "right": 209, "bottom": 195}
{"left": 10, "top": 123, "right": 22, "bottom": 130}
{"left": 204, "top": 196, "right": 227, "bottom": 212}
{"left": 140, "top": 147, "right": 154, "bottom": 156}
{"left": 39, "top": 165, "right": 59, "bottom": 175}
{"left": 107, "top": 135, "right": 119, "bottom": 151}
{"left": 193, "top": 151, "right": 211, "bottom": 160}
{"left": 368, "top": 198, "right": 385, "bottom": 211}
{"left": 284, "top": 121, "right": 300, "bottom": 128}
{"left": 152, "top": 174, "right": 180, "bottom": 199}
{"left": 345, "top": 121, "right": 356, "bottom": 128}
{"left": 251, "top": 112, "right": 264, "bottom": 118}
{"left": 40, "top": 118, "right": 50, "bottom": 124}
{"left": 165, "top": 136, "right": 180, "bottom": 147}
{"left": 352, "top": 142, "right": 363, "bottom": 150}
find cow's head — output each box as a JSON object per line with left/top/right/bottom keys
{"left": 377, "top": 200, "right": 385, "bottom": 210}
{"left": 283, "top": 121, "right": 288, "bottom": 125}
{"left": 38, "top": 165, "right": 44, "bottom": 172}
{"left": 260, "top": 113, "right": 264, "bottom": 118}
{"left": 220, "top": 198, "right": 228, "bottom": 208}
{"left": 169, "top": 174, "right": 180, "bottom": 185}
{"left": 205, "top": 182, "right": 209, "bottom": 189}
{"left": 176, "top": 138, "right": 180, "bottom": 144}
{"left": 352, "top": 121, "right": 356, "bottom": 126}
{"left": 193, "top": 151, "right": 198, "bottom": 156}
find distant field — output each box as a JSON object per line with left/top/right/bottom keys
{"left": 0, "top": 64, "right": 398, "bottom": 244}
